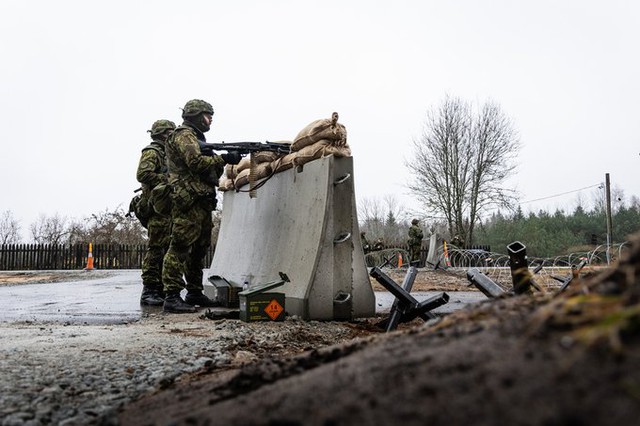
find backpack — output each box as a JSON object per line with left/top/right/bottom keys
{"left": 127, "top": 192, "right": 152, "bottom": 228}
{"left": 150, "top": 183, "right": 172, "bottom": 215}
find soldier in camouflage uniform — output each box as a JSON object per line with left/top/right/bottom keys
{"left": 360, "top": 231, "right": 371, "bottom": 254}
{"left": 161, "top": 99, "right": 241, "bottom": 313}
{"left": 407, "top": 218, "right": 424, "bottom": 266}
{"left": 136, "top": 119, "right": 176, "bottom": 306}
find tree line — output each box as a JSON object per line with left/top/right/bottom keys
{"left": 475, "top": 203, "right": 639, "bottom": 257}
{"left": 0, "top": 207, "right": 223, "bottom": 247}
{"left": 0, "top": 207, "right": 147, "bottom": 245}
{"left": 357, "top": 195, "right": 639, "bottom": 258}
{"left": 2, "top": 197, "right": 638, "bottom": 261}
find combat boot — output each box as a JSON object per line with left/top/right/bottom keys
{"left": 184, "top": 290, "right": 220, "bottom": 307}
{"left": 163, "top": 292, "right": 197, "bottom": 313}
{"left": 140, "top": 285, "right": 164, "bottom": 306}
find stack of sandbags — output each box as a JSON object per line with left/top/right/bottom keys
{"left": 218, "top": 112, "right": 352, "bottom": 192}
{"left": 291, "top": 112, "right": 351, "bottom": 167}
{"left": 291, "top": 112, "right": 347, "bottom": 150}
{"left": 218, "top": 142, "right": 292, "bottom": 191}
{"left": 218, "top": 177, "right": 236, "bottom": 192}
{"left": 271, "top": 152, "right": 298, "bottom": 173}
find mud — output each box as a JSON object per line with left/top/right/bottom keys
{"left": 2, "top": 254, "right": 639, "bottom": 426}
{"left": 118, "top": 241, "right": 640, "bottom": 426}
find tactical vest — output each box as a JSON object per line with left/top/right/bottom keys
{"left": 165, "top": 126, "right": 218, "bottom": 208}
{"left": 141, "top": 142, "right": 168, "bottom": 175}
{"left": 140, "top": 142, "right": 171, "bottom": 216}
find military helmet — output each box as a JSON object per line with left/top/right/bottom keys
{"left": 412, "top": 218, "right": 419, "bottom": 225}
{"left": 148, "top": 119, "right": 176, "bottom": 137}
{"left": 182, "top": 99, "right": 214, "bottom": 118}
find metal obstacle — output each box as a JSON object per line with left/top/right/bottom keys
{"left": 369, "top": 266, "right": 449, "bottom": 332}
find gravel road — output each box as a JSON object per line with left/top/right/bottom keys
{"left": 0, "top": 312, "right": 370, "bottom": 426}
{"left": 0, "top": 268, "right": 484, "bottom": 426}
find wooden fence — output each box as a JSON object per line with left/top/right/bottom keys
{"left": 1, "top": 241, "right": 489, "bottom": 271}
{"left": 0, "top": 243, "right": 215, "bottom": 271}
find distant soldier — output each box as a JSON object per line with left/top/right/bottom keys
{"left": 373, "top": 238, "right": 385, "bottom": 252}
{"left": 407, "top": 218, "right": 424, "bottom": 265}
{"left": 360, "top": 231, "right": 371, "bottom": 254}
{"left": 161, "top": 99, "right": 241, "bottom": 313}
{"left": 136, "top": 119, "right": 176, "bottom": 306}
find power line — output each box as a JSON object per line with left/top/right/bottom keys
{"left": 520, "top": 184, "right": 601, "bottom": 204}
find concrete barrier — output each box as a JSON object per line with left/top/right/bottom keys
{"left": 205, "top": 155, "right": 375, "bottom": 320}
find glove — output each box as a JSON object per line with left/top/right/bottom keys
{"left": 221, "top": 152, "right": 242, "bottom": 165}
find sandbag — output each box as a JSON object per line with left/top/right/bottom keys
{"left": 323, "top": 143, "right": 352, "bottom": 158}
{"left": 224, "top": 164, "right": 239, "bottom": 180}
{"left": 293, "top": 140, "right": 352, "bottom": 167}
{"left": 236, "top": 156, "right": 252, "bottom": 173}
{"left": 271, "top": 152, "right": 298, "bottom": 173}
{"left": 293, "top": 141, "right": 327, "bottom": 167}
{"left": 218, "top": 178, "right": 234, "bottom": 192}
{"left": 291, "top": 112, "right": 347, "bottom": 152}
{"left": 233, "top": 163, "right": 273, "bottom": 189}
{"left": 252, "top": 151, "right": 277, "bottom": 164}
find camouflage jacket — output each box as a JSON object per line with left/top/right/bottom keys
{"left": 136, "top": 140, "right": 167, "bottom": 195}
{"left": 408, "top": 225, "right": 424, "bottom": 246}
{"left": 165, "top": 122, "right": 224, "bottom": 199}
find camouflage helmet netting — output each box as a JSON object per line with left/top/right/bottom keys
{"left": 149, "top": 119, "right": 176, "bottom": 136}
{"left": 182, "top": 99, "right": 214, "bottom": 118}
{"left": 412, "top": 218, "right": 419, "bottom": 225}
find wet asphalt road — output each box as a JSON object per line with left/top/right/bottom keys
{"left": 0, "top": 270, "right": 486, "bottom": 324}
{"left": 0, "top": 271, "right": 144, "bottom": 324}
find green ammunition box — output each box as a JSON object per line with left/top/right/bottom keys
{"left": 239, "top": 279, "right": 287, "bottom": 322}
{"left": 207, "top": 275, "right": 242, "bottom": 308}
{"left": 239, "top": 292, "right": 285, "bottom": 322}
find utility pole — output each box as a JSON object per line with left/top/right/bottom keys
{"left": 605, "top": 173, "right": 613, "bottom": 264}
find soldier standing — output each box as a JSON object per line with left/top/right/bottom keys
{"left": 407, "top": 218, "right": 424, "bottom": 266}
{"left": 161, "top": 99, "right": 241, "bottom": 313}
{"left": 137, "top": 119, "right": 176, "bottom": 306}
{"left": 360, "top": 231, "right": 371, "bottom": 254}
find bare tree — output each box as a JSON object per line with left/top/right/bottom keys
{"left": 68, "top": 206, "right": 147, "bottom": 245}
{"left": 407, "top": 95, "right": 520, "bottom": 245}
{"left": 358, "top": 195, "right": 411, "bottom": 245}
{"left": 211, "top": 210, "right": 222, "bottom": 246}
{"left": 30, "top": 213, "right": 69, "bottom": 244}
{"left": 358, "top": 196, "right": 385, "bottom": 239}
{"left": 0, "top": 210, "right": 22, "bottom": 244}
{"left": 592, "top": 184, "right": 625, "bottom": 215}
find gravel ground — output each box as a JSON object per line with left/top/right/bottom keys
{"left": 0, "top": 266, "right": 573, "bottom": 426}
{"left": 0, "top": 310, "right": 375, "bottom": 426}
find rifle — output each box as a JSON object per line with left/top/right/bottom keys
{"left": 198, "top": 141, "right": 291, "bottom": 157}
{"left": 198, "top": 141, "right": 291, "bottom": 197}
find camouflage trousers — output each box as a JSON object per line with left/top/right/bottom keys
{"left": 141, "top": 213, "right": 171, "bottom": 289}
{"left": 409, "top": 245, "right": 421, "bottom": 265}
{"left": 162, "top": 201, "right": 213, "bottom": 294}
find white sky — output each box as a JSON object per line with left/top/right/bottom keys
{"left": 1, "top": 0, "right": 639, "bottom": 240}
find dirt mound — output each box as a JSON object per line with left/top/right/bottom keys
{"left": 0, "top": 270, "right": 115, "bottom": 286}
{"left": 118, "top": 236, "right": 640, "bottom": 425}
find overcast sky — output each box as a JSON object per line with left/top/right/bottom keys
{"left": 1, "top": 0, "right": 638, "bottom": 240}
